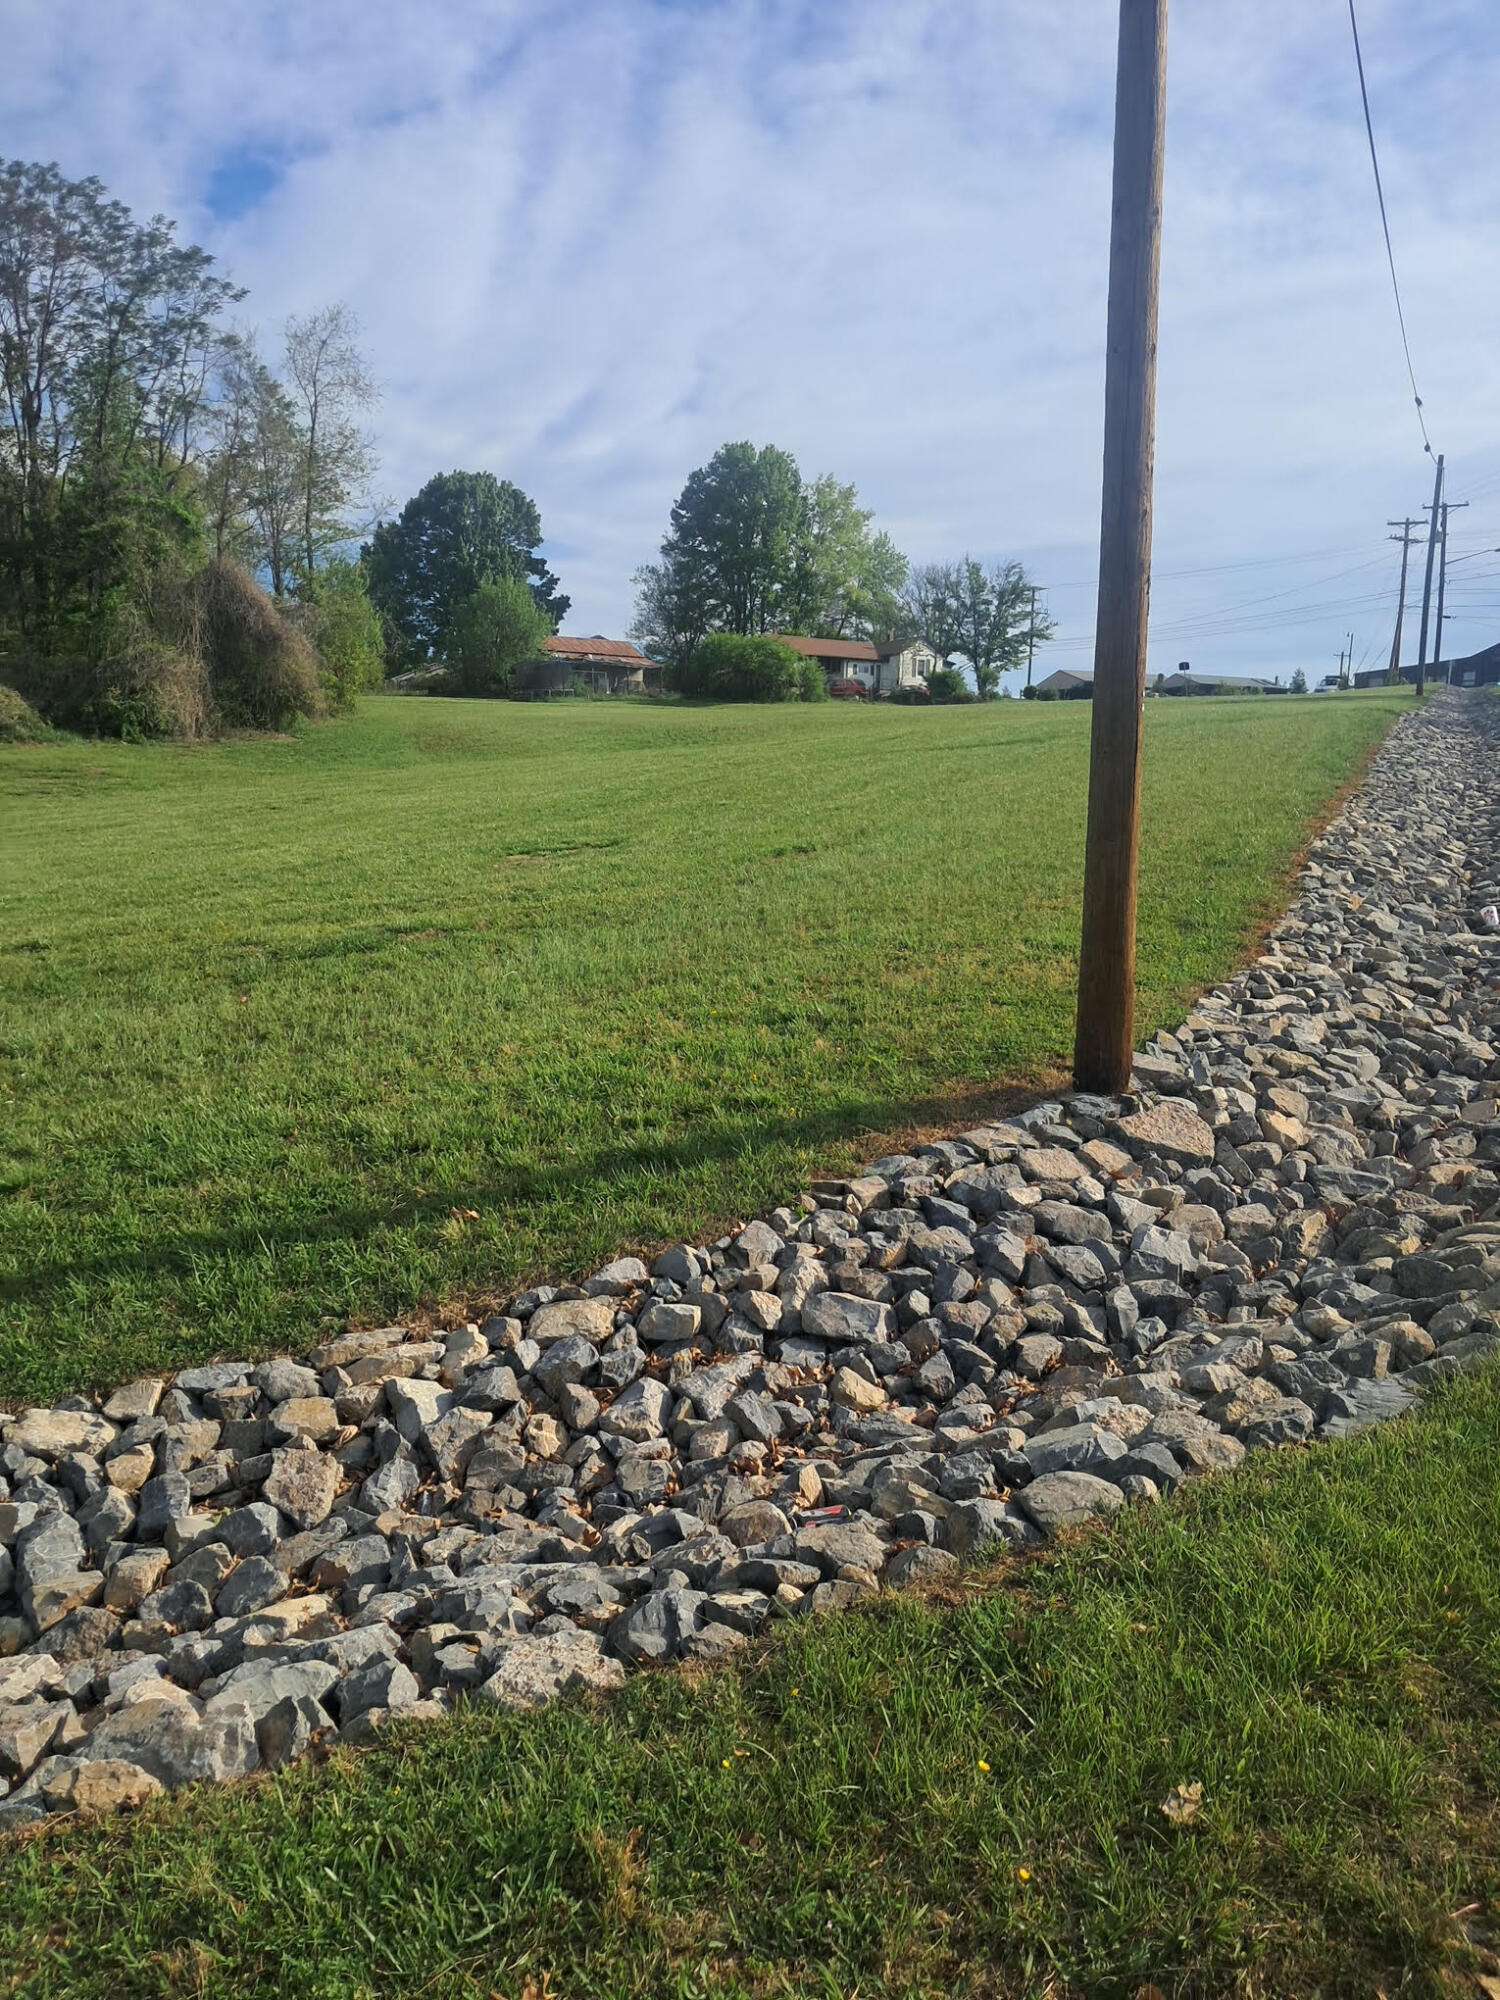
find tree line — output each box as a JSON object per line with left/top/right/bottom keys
{"left": 0, "top": 160, "right": 384, "bottom": 736}
{"left": 0, "top": 159, "right": 1056, "bottom": 733}
{"left": 630, "top": 440, "right": 1054, "bottom": 699}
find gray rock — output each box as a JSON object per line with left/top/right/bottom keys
{"left": 261, "top": 1449, "right": 339, "bottom": 1530}
{"left": 801, "top": 1292, "right": 897, "bottom": 1346}
{"left": 337, "top": 1658, "right": 419, "bottom": 1723}
{"left": 945, "top": 1499, "right": 1043, "bottom": 1561}
{"left": 84, "top": 1698, "right": 260, "bottom": 1789}
{"left": 478, "top": 1630, "right": 626, "bottom": 1708}
{"left": 1015, "top": 1471, "right": 1126, "bottom": 1532}
{"left": 607, "top": 1587, "right": 706, "bottom": 1664}
{"left": 598, "top": 1376, "right": 673, "bottom": 1441}
{"left": 215, "top": 1556, "right": 287, "bottom": 1619}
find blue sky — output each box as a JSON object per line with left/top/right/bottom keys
{"left": 8, "top": 0, "right": 1500, "bottom": 680}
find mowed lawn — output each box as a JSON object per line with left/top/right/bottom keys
{"left": 0, "top": 688, "right": 1406, "bottom": 1402}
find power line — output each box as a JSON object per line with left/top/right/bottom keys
{"left": 1348, "top": 0, "right": 1433, "bottom": 456}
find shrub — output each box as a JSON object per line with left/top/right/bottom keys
{"left": 1035, "top": 685, "right": 1059, "bottom": 701}
{"left": 172, "top": 560, "right": 323, "bottom": 730}
{"left": 671, "top": 634, "right": 826, "bottom": 703}
{"left": 444, "top": 579, "right": 553, "bottom": 698}
{"left": 299, "top": 558, "right": 387, "bottom": 708}
{"left": 925, "top": 665, "right": 973, "bottom": 703}
{"left": 8, "top": 636, "right": 209, "bottom": 741}
{"left": 0, "top": 683, "right": 50, "bottom": 742}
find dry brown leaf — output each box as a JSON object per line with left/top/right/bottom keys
{"left": 1159, "top": 1780, "right": 1204, "bottom": 1826}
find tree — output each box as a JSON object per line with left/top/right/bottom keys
{"left": 789, "top": 475, "right": 907, "bottom": 638}
{"left": 632, "top": 443, "right": 911, "bottom": 668}
{"left": 444, "top": 578, "right": 551, "bottom": 697}
{"left": 901, "top": 557, "right": 1055, "bottom": 698}
{"left": 364, "top": 470, "right": 567, "bottom": 669}
{"left": 671, "top": 632, "right": 826, "bottom": 703}
{"left": 0, "top": 159, "right": 242, "bottom": 648}
{"left": 1289, "top": 667, "right": 1308, "bottom": 694}
{"left": 299, "top": 555, "right": 386, "bottom": 707}
{"left": 282, "top": 304, "right": 378, "bottom": 588}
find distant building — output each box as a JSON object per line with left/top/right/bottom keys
{"left": 1032, "top": 668, "right": 1094, "bottom": 698}
{"left": 1157, "top": 671, "right": 1281, "bottom": 696}
{"left": 1353, "top": 641, "right": 1500, "bottom": 690}
{"left": 531, "top": 634, "right": 661, "bottom": 694}
{"left": 773, "top": 634, "right": 939, "bottom": 695}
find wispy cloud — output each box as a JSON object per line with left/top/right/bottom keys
{"left": 5, "top": 0, "right": 1498, "bottom": 674}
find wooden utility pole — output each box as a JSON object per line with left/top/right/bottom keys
{"left": 1386, "top": 517, "right": 1419, "bottom": 684}
{"left": 1415, "top": 452, "right": 1444, "bottom": 695}
{"left": 1025, "top": 587, "right": 1038, "bottom": 689}
{"left": 1072, "top": 0, "right": 1169, "bottom": 1096}
{"left": 1431, "top": 497, "right": 1467, "bottom": 684}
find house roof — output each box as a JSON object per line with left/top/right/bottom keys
{"left": 1159, "top": 671, "right": 1278, "bottom": 690}
{"left": 873, "top": 636, "right": 929, "bottom": 657}
{"left": 1035, "top": 668, "right": 1093, "bottom": 690}
{"left": 543, "top": 634, "right": 651, "bottom": 664}
{"left": 772, "top": 634, "right": 880, "bottom": 662}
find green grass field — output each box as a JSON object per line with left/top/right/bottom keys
{"left": 0, "top": 688, "right": 1408, "bottom": 1404}
{"left": 3, "top": 1360, "right": 1496, "bottom": 1999}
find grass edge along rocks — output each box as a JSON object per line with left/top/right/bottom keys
{"left": 3, "top": 687, "right": 1500, "bottom": 1829}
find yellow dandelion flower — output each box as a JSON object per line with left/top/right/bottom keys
{"left": 1018, "top": 1868, "right": 1031, "bottom": 1882}
{"left": 977, "top": 1759, "right": 991, "bottom": 1773}
{"left": 721, "top": 1758, "right": 731, "bottom": 1769}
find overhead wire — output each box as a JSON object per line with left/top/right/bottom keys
{"left": 1348, "top": 0, "right": 1434, "bottom": 455}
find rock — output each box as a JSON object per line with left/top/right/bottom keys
{"left": 261, "top": 1448, "right": 339, "bottom": 1530}
{"left": 2, "top": 1409, "right": 115, "bottom": 1459}
{"left": 717, "top": 1500, "right": 791, "bottom": 1547}
{"left": 793, "top": 1520, "right": 888, "bottom": 1577}
{"left": 208, "top": 1660, "right": 341, "bottom": 1723}
{"left": 1110, "top": 1102, "right": 1217, "bottom": 1167}
{"left": 102, "top": 1380, "right": 164, "bottom": 1423}
{"left": 530, "top": 1297, "right": 617, "bottom": 1346}
{"left": 479, "top": 1630, "right": 626, "bottom": 1709}
{"left": 1015, "top": 1471, "right": 1126, "bottom": 1532}
{"left": 0, "top": 1700, "right": 72, "bottom": 1781}
{"left": 84, "top": 1699, "right": 260, "bottom": 1789}
{"left": 607, "top": 1587, "right": 705, "bottom": 1664}
{"left": 1023, "top": 1424, "right": 1127, "bottom": 1479}
{"left": 256, "top": 1693, "right": 329, "bottom": 1771}
{"left": 829, "top": 1367, "right": 886, "bottom": 1414}
{"left": 802, "top": 1293, "right": 897, "bottom": 1345}
{"left": 42, "top": 1758, "right": 164, "bottom": 1814}
{"left": 532, "top": 1335, "right": 600, "bottom": 1397}
{"left": 598, "top": 1376, "right": 673, "bottom": 1442}
{"left": 385, "top": 1379, "right": 455, "bottom": 1443}
{"left": 216, "top": 1556, "right": 287, "bottom": 1618}
{"left": 636, "top": 1301, "right": 702, "bottom": 1345}
{"left": 945, "top": 1500, "right": 1042, "bottom": 1561}
{"left": 337, "top": 1658, "right": 419, "bottom": 1724}
{"left": 585, "top": 1258, "right": 651, "bottom": 1296}
{"left": 885, "top": 1544, "right": 960, "bottom": 1586}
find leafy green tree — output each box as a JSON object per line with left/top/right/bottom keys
{"left": 901, "top": 558, "right": 1054, "bottom": 698}
{"left": 301, "top": 556, "right": 386, "bottom": 707}
{"left": 1289, "top": 667, "right": 1308, "bottom": 694}
{"left": 444, "top": 577, "right": 552, "bottom": 697}
{"left": 364, "top": 470, "right": 567, "bottom": 668}
{"left": 0, "top": 159, "right": 242, "bottom": 649}
{"left": 671, "top": 632, "right": 826, "bottom": 703}
{"left": 633, "top": 444, "right": 912, "bottom": 668}
{"left": 789, "top": 475, "right": 908, "bottom": 638}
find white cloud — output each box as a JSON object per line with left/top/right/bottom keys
{"left": 6, "top": 0, "right": 1499, "bottom": 674}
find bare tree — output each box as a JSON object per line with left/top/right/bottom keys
{"left": 282, "top": 304, "right": 377, "bottom": 587}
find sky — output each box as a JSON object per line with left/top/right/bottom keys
{"left": 8, "top": 0, "right": 1500, "bottom": 685}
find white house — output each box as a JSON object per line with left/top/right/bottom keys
{"left": 773, "top": 634, "right": 939, "bottom": 694}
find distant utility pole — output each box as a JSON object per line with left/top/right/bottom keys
{"left": 1416, "top": 452, "right": 1445, "bottom": 695}
{"left": 1025, "top": 587, "right": 1039, "bottom": 689}
{"left": 1386, "top": 517, "right": 1421, "bottom": 685}
{"left": 1073, "top": 0, "right": 1169, "bottom": 1096}
{"left": 1341, "top": 629, "right": 1354, "bottom": 689}
{"left": 1432, "top": 497, "right": 1468, "bottom": 684}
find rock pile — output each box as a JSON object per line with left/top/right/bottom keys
{"left": 5, "top": 689, "right": 1500, "bottom": 1825}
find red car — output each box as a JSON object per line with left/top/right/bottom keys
{"left": 827, "top": 678, "right": 870, "bottom": 699}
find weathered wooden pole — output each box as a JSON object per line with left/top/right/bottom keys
{"left": 1072, "top": 0, "right": 1169, "bottom": 1095}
